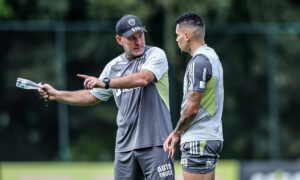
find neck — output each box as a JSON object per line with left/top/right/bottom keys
{"left": 189, "top": 40, "right": 205, "bottom": 56}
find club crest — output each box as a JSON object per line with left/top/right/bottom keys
{"left": 128, "top": 18, "right": 135, "bottom": 26}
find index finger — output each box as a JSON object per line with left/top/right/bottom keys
{"left": 77, "top": 74, "right": 90, "bottom": 79}
{"left": 163, "top": 141, "right": 169, "bottom": 152}
{"left": 168, "top": 149, "right": 174, "bottom": 159}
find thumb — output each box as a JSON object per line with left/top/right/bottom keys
{"left": 38, "top": 82, "right": 46, "bottom": 88}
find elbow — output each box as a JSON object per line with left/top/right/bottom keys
{"left": 134, "top": 71, "right": 155, "bottom": 87}
{"left": 89, "top": 99, "right": 100, "bottom": 106}
{"left": 188, "top": 107, "right": 200, "bottom": 118}
{"left": 138, "top": 79, "right": 151, "bottom": 86}
{"left": 190, "top": 110, "right": 199, "bottom": 117}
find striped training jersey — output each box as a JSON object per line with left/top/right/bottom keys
{"left": 90, "top": 46, "right": 173, "bottom": 152}
{"left": 180, "top": 44, "right": 224, "bottom": 144}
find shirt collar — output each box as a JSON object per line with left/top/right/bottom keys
{"left": 193, "top": 44, "right": 207, "bottom": 57}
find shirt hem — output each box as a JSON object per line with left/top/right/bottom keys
{"left": 115, "top": 143, "right": 164, "bottom": 152}
{"left": 180, "top": 138, "right": 224, "bottom": 145}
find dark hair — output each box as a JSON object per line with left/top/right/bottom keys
{"left": 175, "top": 12, "right": 205, "bottom": 27}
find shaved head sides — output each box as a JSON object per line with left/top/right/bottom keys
{"left": 176, "top": 12, "right": 205, "bottom": 40}
{"left": 176, "top": 12, "right": 205, "bottom": 27}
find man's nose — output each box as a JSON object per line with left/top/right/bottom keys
{"left": 135, "top": 37, "right": 142, "bottom": 45}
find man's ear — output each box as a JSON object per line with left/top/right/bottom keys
{"left": 184, "top": 32, "right": 191, "bottom": 42}
{"left": 116, "top": 35, "right": 123, "bottom": 45}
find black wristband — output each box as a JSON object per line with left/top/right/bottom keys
{"left": 103, "top": 78, "right": 110, "bottom": 89}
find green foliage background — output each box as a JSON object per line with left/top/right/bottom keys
{"left": 0, "top": 0, "right": 300, "bottom": 161}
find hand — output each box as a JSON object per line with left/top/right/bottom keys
{"left": 77, "top": 74, "right": 104, "bottom": 89}
{"left": 38, "top": 83, "right": 58, "bottom": 101}
{"left": 163, "top": 132, "right": 181, "bottom": 159}
{"left": 163, "top": 132, "right": 173, "bottom": 152}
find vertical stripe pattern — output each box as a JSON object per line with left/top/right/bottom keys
{"left": 188, "top": 62, "right": 195, "bottom": 90}
{"left": 189, "top": 141, "right": 197, "bottom": 155}
{"left": 189, "top": 141, "right": 207, "bottom": 155}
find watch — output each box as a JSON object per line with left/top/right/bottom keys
{"left": 103, "top": 78, "right": 110, "bottom": 89}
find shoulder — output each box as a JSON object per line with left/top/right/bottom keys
{"left": 101, "top": 54, "right": 124, "bottom": 74}
{"left": 190, "top": 54, "right": 211, "bottom": 66}
{"left": 145, "top": 46, "right": 166, "bottom": 57}
{"left": 106, "top": 54, "right": 124, "bottom": 67}
{"left": 188, "top": 54, "right": 212, "bottom": 75}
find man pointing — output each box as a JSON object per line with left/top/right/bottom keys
{"left": 40, "top": 14, "right": 174, "bottom": 180}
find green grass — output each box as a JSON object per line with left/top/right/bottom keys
{"left": 0, "top": 160, "right": 239, "bottom": 180}
{"left": 1, "top": 162, "right": 114, "bottom": 180}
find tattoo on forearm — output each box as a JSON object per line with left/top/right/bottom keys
{"left": 188, "top": 91, "right": 198, "bottom": 102}
{"left": 173, "top": 91, "right": 202, "bottom": 135}
{"left": 174, "top": 118, "right": 188, "bottom": 135}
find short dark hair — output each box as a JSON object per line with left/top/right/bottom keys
{"left": 175, "top": 12, "right": 205, "bottom": 28}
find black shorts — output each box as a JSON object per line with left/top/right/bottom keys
{"left": 180, "top": 140, "right": 223, "bottom": 174}
{"left": 114, "top": 146, "right": 175, "bottom": 180}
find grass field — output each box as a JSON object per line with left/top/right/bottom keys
{"left": 0, "top": 160, "right": 239, "bottom": 180}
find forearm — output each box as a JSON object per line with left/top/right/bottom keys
{"left": 173, "top": 106, "right": 198, "bottom": 136}
{"left": 109, "top": 70, "right": 155, "bottom": 89}
{"left": 55, "top": 90, "right": 99, "bottom": 106}
{"left": 173, "top": 91, "right": 202, "bottom": 135}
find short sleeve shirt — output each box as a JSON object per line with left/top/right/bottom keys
{"left": 90, "top": 46, "right": 173, "bottom": 152}
{"left": 186, "top": 54, "right": 212, "bottom": 92}
{"left": 181, "top": 44, "right": 224, "bottom": 143}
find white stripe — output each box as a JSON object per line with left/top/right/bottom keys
{"left": 203, "top": 67, "right": 207, "bottom": 81}
{"left": 200, "top": 67, "right": 207, "bottom": 89}
{"left": 131, "top": 27, "right": 141, "bottom": 32}
{"left": 200, "top": 81, "right": 206, "bottom": 89}
{"left": 192, "top": 63, "right": 195, "bottom": 89}
{"left": 188, "top": 63, "right": 195, "bottom": 90}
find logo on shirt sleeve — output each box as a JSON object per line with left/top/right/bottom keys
{"left": 200, "top": 81, "right": 206, "bottom": 89}
{"left": 200, "top": 67, "right": 207, "bottom": 89}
